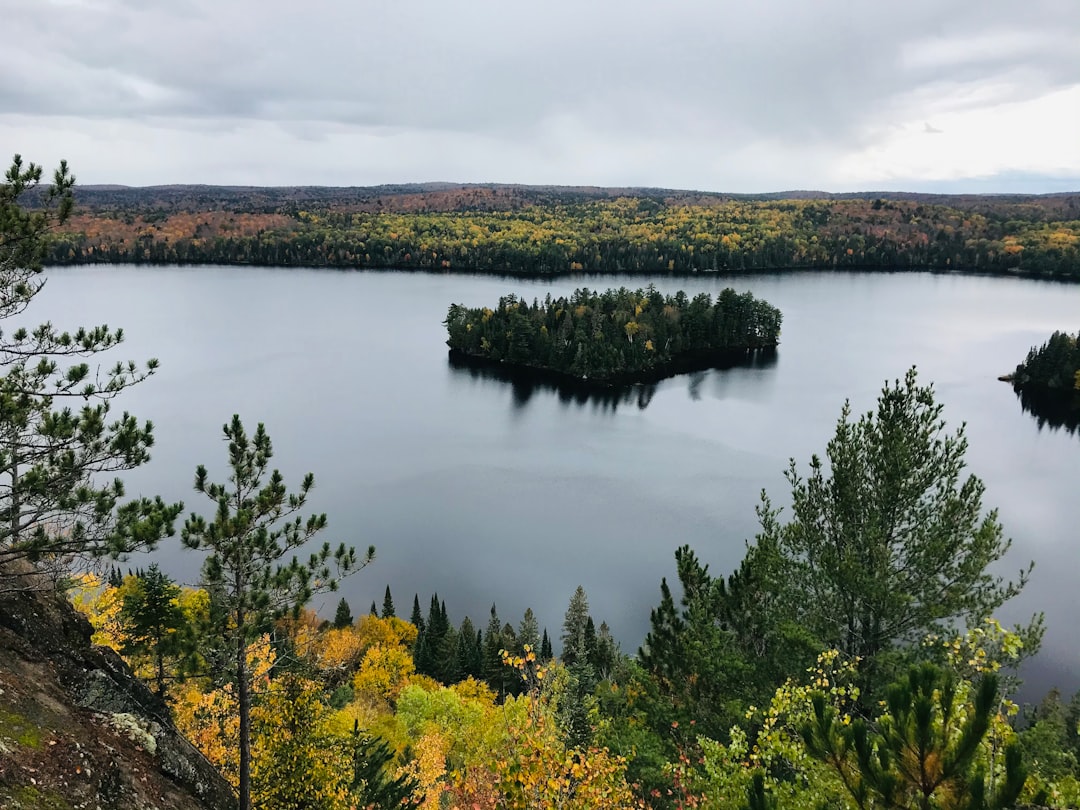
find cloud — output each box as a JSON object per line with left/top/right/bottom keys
{"left": 2, "top": 0, "right": 1078, "bottom": 190}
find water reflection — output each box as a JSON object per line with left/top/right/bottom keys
{"left": 1015, "top": 387, "right": 1080, "bottom": 435}
{"left": 447, "top": 348, "right": 778, "bottom": 412}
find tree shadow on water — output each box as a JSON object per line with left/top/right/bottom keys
{"left": 1015, "top": 386, "right": 1080, "bottom": 435}
{"left": 448, "top": 348, "right": 777, "bottom": 413}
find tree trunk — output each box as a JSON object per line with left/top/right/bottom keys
{"left": 237, "top": 604, "right": 251, "bottom": 810}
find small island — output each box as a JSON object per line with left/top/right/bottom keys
{"left": 1007, "top": 330, "right": 1080, "bottom": 433}
{"left": 445, "top": 285, "right": 782, "bottom": 384}
{"left": 1009, "top": 330, "right": 1080, "bottom": 392}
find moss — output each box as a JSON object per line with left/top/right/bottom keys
{"left": 0, "top": 785, "right": 73, "bottom": 809}
{"left": 0, "top": 706, "right": 42, "bottom": 749}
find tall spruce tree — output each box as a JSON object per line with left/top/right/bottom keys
{"left": 382, "top": 585, "right": 396, "bottom": 618}
{"left": 333, "top": 597, "right": 353, "bottom": 629}
{"left": 117, "top": 563, "right": 193, "bottom": 700}
{"left": 561, "top": 585, "right": 591, "bottom": 666}
{"left": 0, "top": 155, "right": 180, "bottom": 586}
{"left": 181, "top": 415, "right": 372, "bottom": 810}
{"left": 409, "top": 594, "right": 424, "bottom": 634}
{"left": 518, "top": 607, "right": 540, "bottom": 653}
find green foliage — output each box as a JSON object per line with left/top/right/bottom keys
{"left": 180, "top": 415, "right": 372, "bottom": 810}
{"left": 1012, "top": 330, "right": 1080, "bottom": 391}
{"left": 117, "top": 563, "right": 195, "bottom": 700}
{"left": 639, "top": 544, "right": 816, "bottom": 743}
{"left": 756, "top": 367, "right": 1033, "bottom": 700}
{"left": 332, "top": 596, "right": 353, "bottom": 629}
{"left": 802, "top": 664, "right": 1027, "bottom": 810}
{"left": 349, "top": 720, "right": 420, "bottom": 810}
{"left": 0, "top": 155, "right": 180, "bottom": 582}
{"left": 445, "top": 285, "right": 781, "bottom": 382}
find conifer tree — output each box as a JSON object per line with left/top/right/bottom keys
{"left": 0, "top": 155, "right": 180, "bottom": 586}
{"left": 369, "top": 601, "right": 378, "bottom": 616}
{"left": 181, "top": 415, "right": 372, "bottom": 810}
{"left": 409, "top": 594, "right": 424, "bottom": 635}
{"left": 758, "top": 368, "right": 1034, "bottom": 697}
{"left": 802, "top": 664, "right": 1027, "bottom": 809}
{"left": 381, "top": 585, "right": 396, "bottom": 618}
{"left": 333, "top": 597, "right": 353, "bottom": 629}
{"left": 118, "top": 563, "right": 193, "bottom": 700}
{"left": 561, "top": 585, "right": 591, "bottom": 666}
{"left": 540, "top": 629, "right": 553, "bottom": 662}
{"left": 518, "top": 607, "right": 540, "bottom": 653}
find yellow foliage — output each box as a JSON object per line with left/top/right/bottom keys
{"left": 69, "top": 572, "right": 127, "bottom": 650}
{"left": 353, "top": 644, "right": 416, "bottom": 702}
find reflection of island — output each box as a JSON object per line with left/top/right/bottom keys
{"left": 1016, "top": 387, "right": 1080, "bottom": 435}
{"left": 448, "top": 348, "right": 777, "bottom": 412}
{"left": 1008, "top": 331, "right": 1080, "bottom": 435}
{"left": 445, "top": 286, "right": 781, "bottom": 386}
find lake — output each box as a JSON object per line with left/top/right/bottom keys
{"left": 34, "top": 265, "right": 1080, "bottom": 700}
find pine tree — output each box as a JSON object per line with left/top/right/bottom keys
{"left": 333, "top": 597, "right": 353, "bottom": 629}
{"left": 117, "top": 563, "right": 192, "bottom": 700}
{"left": 382, "top": 585, "right": 396, "bottom": 618}
{"left": 0, "top": 155, "right": 181, "bottom": 586}
{"left": 802, "top": 665, "right": 1027, "bottom": 809}
{"left": 181, "top": 415, "right": 372, "bottom": 810}
{"left": 758, "top": 368, "right": 1035, "bottom": 698}
{"left": 369, "top": 601, "right": 378, "bottom": 616}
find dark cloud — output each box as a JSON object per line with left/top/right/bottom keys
{"left": 2, "top": 0, "right": 1077, "bottom": 189}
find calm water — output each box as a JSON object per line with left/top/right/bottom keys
{"left": 35, "top": 265, "right": 1080, "bottom": 699}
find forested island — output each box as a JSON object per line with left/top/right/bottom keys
{"left": 41, "top": 183, "right": 1080, "bottom": 279}
{"left": 444, "top": 286, "right": 781, "bottom": 383}
{"left": 1009, "top": 331, "right": 1080, "bottom": 432}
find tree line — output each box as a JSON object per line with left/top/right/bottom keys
{"left": 445, "top": 286, "right": 781, "bottom": 382}
{"left": 44, "top": 194, "right": 1080, "bottom": 278}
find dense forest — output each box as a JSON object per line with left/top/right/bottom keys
{"left": 6, "top": 158, "right": 1080, "bottom": 810}
{"left": 1010, "top": 331, "right": 1080, "bottom": 434}
{"left": 41, "top": 184, "right": 1080, "bottom": 279}
{"left": 1012, "top": 331, "right": 1080, "bottom": 392}
{"left": 444, "top": 286, "right": 781, "bottom": 383}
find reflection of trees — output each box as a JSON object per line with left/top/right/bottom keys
{"left": 448, "top": 348, "right": 777, "bottom": 413}
{"left": 1015, "top": 387, "right": 1080, "bottom": 435}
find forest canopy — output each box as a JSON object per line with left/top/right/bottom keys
{"left": 444, "top": 286, "right": 781, "bottom": 383}
{"left": 42, "top": 187, "right": 1080, "bottom": 279}
{"left": 1012, "top": 331, "right": 1080, "bottom": 392}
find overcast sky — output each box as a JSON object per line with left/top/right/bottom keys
{"left": 3, "top": 0, "right": 1079, "bottom": 192}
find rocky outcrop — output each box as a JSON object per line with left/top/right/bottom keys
{"left": 0, "top": 564, "right": 235, "bottom": 810}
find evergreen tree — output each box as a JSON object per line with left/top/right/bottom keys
{"left": 802, "top": 665, "right": 1027, "bottom": 809}
{"left": 369, "top": 600, "right": 378, "bottom": 616}
{"left": 181, "top": 415, "right": 372, "bottom": 810}
{"left": 0, "top": 155, "right": 180, "bottom": 585}
{"left": 381, "top": 585, "right": 396, "bottom": 618}
{"left": 757, "top": 368, "right": 1035, "bottom": 698}
{"left": 561, "top": 585, "right": 591, "bottom": 666}
{"left": 117, "top": 563, "right": 192, "bottom": 700}
{"left": 483, "top": 603, "right": 512, "bottom": 695}
{"left": 409, "top": 594, "right": 424, "bottom": 634}
{"left": 333, "top": 597, "right": 353, "bottom": 629}
{"left": 454, "top": 616, "right": 482, "bottom": 680}
{"left": 540, "top": 629, "right": 553, "bottom": 662}
{"left": 349, "top": 720, "right": 420, "bottom": 810}
{"left": 518, "top": 607, "right": 540, "bottom": 653}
